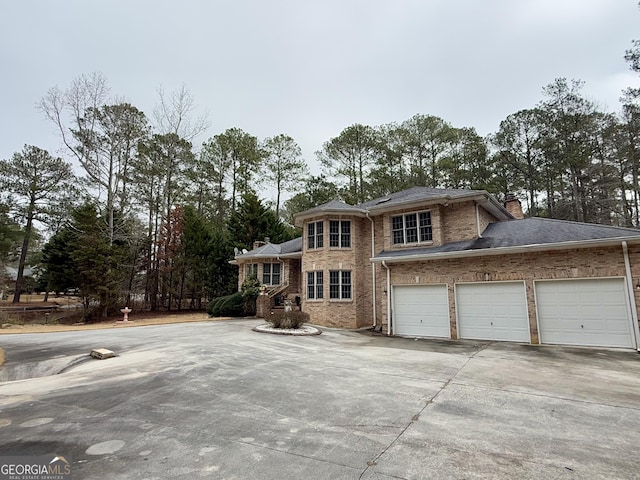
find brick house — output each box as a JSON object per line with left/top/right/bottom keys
{"left": 233, "top": 187, "right": 640, "bottom": 350}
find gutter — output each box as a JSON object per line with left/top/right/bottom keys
{"left": 366, "top": 192, "right": 512, "bottom": 221}
{"left": 621, "top": 241, "right": 640, "bottom": 351}
{"left": 234, "top": 252, "right": 302, "bottom": 260}
{"left": 371, "top": 236, "right": 640, "bottom": 264}
{"left": 382, "top": 260, "right": 391, "bottom": 336}
{"left": 366, "top": 213, "right": 377, "bottom": 327}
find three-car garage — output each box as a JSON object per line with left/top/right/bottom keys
{"left": 392, "top": 277, "right": 637, "bottom": 349}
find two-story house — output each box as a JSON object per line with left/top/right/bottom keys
{"left": 233, "top": 187, "right": 640, "bottom": 351}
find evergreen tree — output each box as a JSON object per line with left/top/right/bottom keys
{"left": 227, "top": 192, "right": 298, "bottom": 251}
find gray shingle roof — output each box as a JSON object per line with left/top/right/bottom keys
{"left": 235, "top": 237, "right": 302, "bottom": 259}
{"left": 374, "top": 217, "right": 640, "bottom": 260}
{"left": 279, "top": 237, "right": 303, "bottom": 254}
{"left": 357, "top": 186, "right": 484, "bottom": 210}
{"left": 300, "top": 199, "right": 365, "bottom": 215}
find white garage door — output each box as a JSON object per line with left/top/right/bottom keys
{"left": 456, "top": 282, "right": 530, "bottom": 342}
{"left": 535, "top": 278, "right": 634, "bottom": 348}
{"left": 393, "top": 285, "right": 450, "bottom": 338}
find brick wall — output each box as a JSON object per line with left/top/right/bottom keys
{"left": 478, "top": 204, "right": 499, "bottom": 234}
{"left": 381, "top": 244, "right": 640, "bottom": 343}
{"left": 300, "top": 215, "right": 373, "bottom": 328}
{"left": 441, "top": 201, "right": 480, "bottom": 242}
{"left": 236, "top": 258, "right": 300, "bottom": 295}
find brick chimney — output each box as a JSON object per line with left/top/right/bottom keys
{"left": 252, "top": 237, "right": 271, "bottom": 250}
{"left": 504, "top": 194, "right": 524, "bottom": 219}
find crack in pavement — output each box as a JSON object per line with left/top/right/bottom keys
{"left": 357, "top": 342, "right": 493, "bottom": 480}
{"left": 449, "top": 380, "right": 640, "bottom": 411}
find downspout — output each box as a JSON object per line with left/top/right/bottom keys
{"left": 475, "top": 203, "right": 483, "bottom": 238}
{"left": 366, "top": 213, "right": 377, "bottom": 327}
{"left": 382, "top": 260, "right": 391, "bottom": 336}
{"left": 621, "top": 241, "right": 640, "bottom": 351}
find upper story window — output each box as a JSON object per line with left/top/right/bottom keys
{"left": 245, "top": 263, "right": 258, "bottom": 278}
{"left": 392, "top": 211, "right": 432, "bottom": 245}
{"left": 307, "top": 271, "right": 323, "bottom": 300}
{"left": 262, "top": 263, "right": 281, "bottom": 285}
{"left": 329, "top": 220, "right": 351, "bottom": 248}
{"left": 329, "top": 270, "right": 352, "bottom": 300}
{"left": 307, "top": 221, "right": 323, "bottom": 249}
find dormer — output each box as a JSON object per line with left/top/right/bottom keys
{"left": 357, "top": 187, "right": 512, "bottom": 248}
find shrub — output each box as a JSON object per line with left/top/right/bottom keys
{"left": 241, "top": 275, "right": 261, "bottom": 316}
{"left": 206, "top": 296, "right": 224, "bottom": 316}
{"left": 207, "top": 292, "right": 245, "bottom": 317}
{"left": 268, "top": 311, "right": 310, "bottom": 329}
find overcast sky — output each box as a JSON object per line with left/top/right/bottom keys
{"left": 2, "top": 1, "right": 639, "bottom": 190}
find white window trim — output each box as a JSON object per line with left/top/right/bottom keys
{"left": 307, "top": 220, "right": 324, "bottom": 250}
{"left": 306, "top": 271, "right": 324, "bottom": 301}
{"left": 391, "top": 210, "right": 433, "bottom": 246}
{"left": 245, "top": 263, "right": 258, "bottom": 278}
{"left": 262, "top": 262, "right": 282, "bottom": 286}
{"left": 329, "top": 219, "right": 352, "bottom": 249}
{"left": 329, "top": 270, "right": 352, "bottom": 301}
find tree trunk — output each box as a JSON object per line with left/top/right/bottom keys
{"left": 12, "top": 204, "right": 34, "bottom": 304}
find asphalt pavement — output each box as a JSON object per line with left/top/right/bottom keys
{"left": 0, "top": 319, "right": 639, "bottom": 479}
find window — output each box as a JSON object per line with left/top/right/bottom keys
{"left": 329, "top": 270, "right": 352, "bottom": 300}
{"left": 329, "top": 220, "right": 351, "bottom": 248}
{"left": 391, "top": 211, "right": 432, "bottom": 245}
{"left": 262, "top": 263, "right": 281, "bottom": 285}
{"left": 245, "top": 263, "right": 258, "bottom": 278}
{"left": 307, "top": 271, "right": 323, "bottom": 300}
{"left": 307, "top": 221, "right": 324, "bottom": 249}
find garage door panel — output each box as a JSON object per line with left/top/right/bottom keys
{"left": 535, "top": 278, "right": 633, "bottom": 348}
{"left": 456, "top": 282, "right": 530, "bottom": 343}
{"left": 394, "top": 285, "right": 450, "bottom": 338}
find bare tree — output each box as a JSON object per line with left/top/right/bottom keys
{"left": 153, "top": 84, "right": 209, "bottom": 141}
{"left": 38, "top": 72, "right": 110, "bottom": 160}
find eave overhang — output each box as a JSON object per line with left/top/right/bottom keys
{"left": 294, "top": 209, "right": 367, "bottom": 227}
{"left": 364, "top": 192, "right": 512, "bottom": 220}
{"left": 233, "top": 252, "right": 302, "bottom": 262}
{"left": 370, "top": 236, "right": 640, "bottom": 263}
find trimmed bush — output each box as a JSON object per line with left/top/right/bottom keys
{"left": 268, "top": 311, "right": 310, "bottom": 329}
{"left": 206, "top": 296, "right": 225, "bottom": 316}
{"left": 207, "top": 292, "right": 245, "bottom": 317}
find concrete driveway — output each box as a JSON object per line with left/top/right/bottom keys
{"left": 0, "top": 319, "right": 639, "bottom": 479}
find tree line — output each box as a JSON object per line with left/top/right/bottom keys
{"left": 306, "top": 77, "right": 640, "bottom": 227}
{"left": 1, "top": 36, "right": 639, "bottom": 317}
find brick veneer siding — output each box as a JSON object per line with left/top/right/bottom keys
{"left": 236, "top": 258, "right": 300, "bottom": 295}
{"left": 477, "top": 205, "right": 499, "bottom": 233}
{"left": 301, "top": 215, "right": 373, "bottom": 328}
{"left": 381, "top": 244, "right": 640, "bottom": 343}
{"left": 441, "top": 200, "right": 482, "bottom": 243}
{"left": 256, "top": 295, "right": 271, "bottom": 318}
{"left": 371, "top": 202, "right": 497, "bottom": 329}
